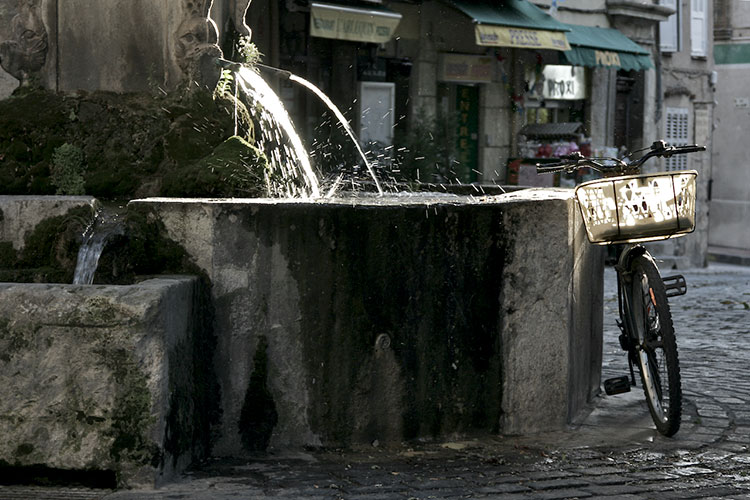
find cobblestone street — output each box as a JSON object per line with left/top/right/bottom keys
{"left": 2, "top": 263, "right": 749, "bottom": 499}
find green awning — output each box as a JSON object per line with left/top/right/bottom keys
{"left": 560, "top": 24, "right": 653, "bottom": 71}
{"left": 450, "top": 0, "right": 570, "bottom": 51}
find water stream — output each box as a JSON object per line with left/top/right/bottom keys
{"left": 72, "top": 208, "right": 124, "bottom": 285}
{"left": 286, "top": 74, "right": 383, "bottom": 196}
{"left": 235, "top": 67, "right": 321, "bottom": 198}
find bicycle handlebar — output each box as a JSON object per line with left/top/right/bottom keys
{"left": 535, "top": 141, "right": 706, "bottom": 175}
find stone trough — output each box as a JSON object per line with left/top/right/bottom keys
{"left": 0, "top": 277, "right": 204, "bottom": 487}
{"left": 0, "top": 189, "right": 604, "bottom": 486}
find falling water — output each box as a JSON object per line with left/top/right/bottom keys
{"left": 73, "top": 209, "right": 124, "bottom": 285}
{"left": 235, "top": 67, "right": 321, "bottom": 198}
{"left": 286, "top": 74, "right": 383, "bottom": 196}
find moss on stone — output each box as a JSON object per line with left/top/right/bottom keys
{"left": 98, "top": 347, "right": 158, "bottom": 472}
{"left": 0, "top": 89, "right": 268, "bottom": 199}
{"left": 0, "top": 242, "right": 16, "bottom": 268}
{"left": 93, "top": 205, "right": 196, "bottom": 283}
{"left": 161, "top": 135, "right": 268, "bottom": 198}
{"left": 0, "top": 205, "right": 95, "bottom": 283}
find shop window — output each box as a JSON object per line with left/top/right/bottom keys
{"left": 665, "top": 107, "right": 689, "bottom": 171}
{"left": 691, "top": 0, "right": 707, "bottom": 57}
{"left": 660, "top": 0, "right": 679, "bottom": 53}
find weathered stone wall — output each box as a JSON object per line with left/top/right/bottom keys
{"left": 0, "top": 0, "right": 250, "bottom": 96}
{"left": 499, "top": 189, "right": 604, "bottom": 434}
{"left": 0, "top": 277, "right": 202, "bottom": 487}
{"left": 0, "top": 195, "right": 95, "bottom": 251}
{"left": 131, "top": 190, "right": 604, "bottom": 454}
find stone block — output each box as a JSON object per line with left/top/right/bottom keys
{"left": 0, "top": 277, "right": 201, "bottom": 487}
{"left": 132, "top": 190, "right": 604, "bottom": 454}
{"left": 0, "top": 196, "right": 95, "bottom": 251}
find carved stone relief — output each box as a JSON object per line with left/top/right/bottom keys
{"left": 0, "top": 0, "right": 48, "bottom": 86}
{"left": 175, "top": 0, "right": 222, "bottom": 89}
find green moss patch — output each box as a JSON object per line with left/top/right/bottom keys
{"left": 0, "top": 89, "right": 269, "bottom": 199}
{"left": 0, "top": 205, "right": 94, "bottom": 283}
{"left": 162, "top": 136, "right": 268, "bottom": 197}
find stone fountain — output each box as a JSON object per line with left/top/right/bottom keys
{"left": 0, "top": 0, "right": 605, "bottom": 489}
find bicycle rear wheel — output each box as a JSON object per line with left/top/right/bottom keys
{"left": 627, "top": 255, "right": 682, "bottom": 436}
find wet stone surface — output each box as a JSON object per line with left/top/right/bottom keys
{"left": 2, "top": 263, "right": 750, "bottom": 499}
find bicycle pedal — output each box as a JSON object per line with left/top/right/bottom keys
{"left": 663, "top": 274, "right": 687, "bottom": 297}
{"left": 604, "top": 376, "right": 632, "bottom": 395}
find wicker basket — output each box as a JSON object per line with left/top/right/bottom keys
{"left": 574, "top": 170, "right": 698, "bottom": 245}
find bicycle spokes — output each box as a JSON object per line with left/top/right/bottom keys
{"left": 637, "top": 276, "right": 673, "bottom": 422}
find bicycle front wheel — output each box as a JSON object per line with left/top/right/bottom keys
{"left": 628, "top": 255, "right": 682, "bottom": 436}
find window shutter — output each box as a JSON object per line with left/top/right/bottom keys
{"left": 665, "top": 107, "right": 689, "bottom": 171}
{"left": 660, "top": 0, "right": 679, "bottom": 52}
{"left": 691, "top": 0, "right": 707, "bottom": 57}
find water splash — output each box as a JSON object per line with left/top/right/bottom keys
{"left": 73, "top": 208, "right": 124, "bottom": 285}
{"left": 287, "top": 74, "right": 383, "bottom": 196}
{"left": 235, "top": 67, "right": 321, "bottom": 198}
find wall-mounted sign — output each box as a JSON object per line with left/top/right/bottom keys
{"left": 527, "top": 64, "right": 587, "bottom": 100}
{"left": 438, "top": 53, "right": 494, "bottom": 83}
{"left": 358, "top": 57, "right": 387, "bottom": 81}
{"left": 475, "top": 25, "right": 570, "bottom": 51}
{"left": 310, "top": 2, "right": 402, "bottom": 44}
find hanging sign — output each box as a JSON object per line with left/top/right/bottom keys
{"left": 527, "top": 64, "right": 587, "bottom": 100}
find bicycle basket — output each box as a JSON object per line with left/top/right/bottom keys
{"left": 574, "top": 170, "right": 697, "bottom": 245}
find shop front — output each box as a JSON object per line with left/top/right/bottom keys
{"left": 309, "top": 2, "right": 404, "bottom": 151}
{"left": 435, "top": 53, "right": 494, "bottom": 183}
{"left": 508, "top": 23, "right": 653, "bottom": 187}
{"left": 439, "top": 0, "right": 572, "bottom": 183}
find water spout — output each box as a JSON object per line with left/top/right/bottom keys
{"left": 73, "top": 208, "right": 125, "bottom": 285}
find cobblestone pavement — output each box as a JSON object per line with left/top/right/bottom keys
{"left": 3, "top": 263, "right": 750, "bottom": 500}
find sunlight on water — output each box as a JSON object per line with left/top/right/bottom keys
{"left": 236, "top": 67, "right": 321, "bottom": 198}
{"left": 288, "top": 74, "right": 383, "bottom": 196}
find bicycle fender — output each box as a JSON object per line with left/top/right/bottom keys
{"left": 615, "top": 244, "right": 651, "bottom": 275}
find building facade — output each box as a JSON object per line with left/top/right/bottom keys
{"left": 245, "top": 0, "right": 670, "bottom": 186}
{"left": 0, "top": 0, "right": 715, "bottom": 265}
{"left": 637, "top": 0, "right": 715, "bottom": 268}
{"left": 709, "top": 0, "right": 750, "bottom": 262}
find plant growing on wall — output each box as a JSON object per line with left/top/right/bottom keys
{"left": 213, "top": 35, "right": 261, "bottom": 143}
{"left": 51, "top": 143, "right": 85, "bottom": 195}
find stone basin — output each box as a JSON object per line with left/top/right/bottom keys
{"left": 0, "top": 189, "right": 604, "bottom": 486}
{"left": 132, "top": 188, "right": 604, "bottom": 455}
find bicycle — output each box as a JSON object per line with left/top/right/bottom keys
{"left": 537, "top": 140, "right": 706, "bottom": 437}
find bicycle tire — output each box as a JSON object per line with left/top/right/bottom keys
{"left": 627, "top": 255, "right": 682, "bottom": 436}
